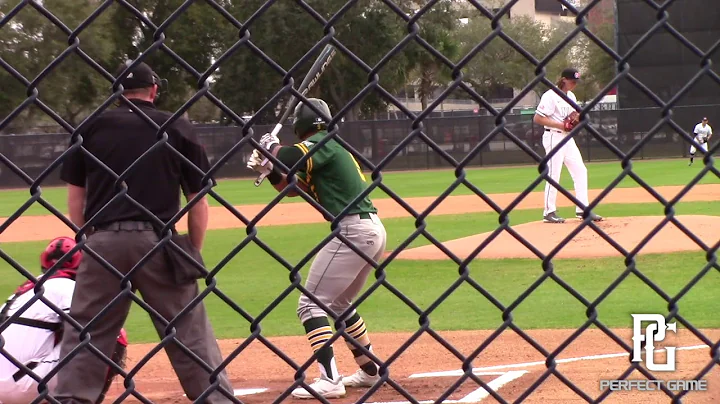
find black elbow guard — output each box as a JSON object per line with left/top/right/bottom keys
{"left": 267, "top": 169, "right": 283, "bottom": 185}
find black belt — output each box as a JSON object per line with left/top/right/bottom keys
{"left": 92, "top": 221, "right": 155, "bottom": 232}
{"left": 13, "top": 361, "right": 38, "bottom": 382}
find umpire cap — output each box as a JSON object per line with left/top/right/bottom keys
{"left": 114, "top": 60, "right": 166, "bottom": 90}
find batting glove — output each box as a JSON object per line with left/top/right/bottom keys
{"left": 259, "top": 132, "right": 280, "bottom": 151}
{"left": 247, "top": 149, "right": 273, "bottom": 174}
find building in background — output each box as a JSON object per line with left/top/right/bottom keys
{"left": 586, "top": 0, "right": 614, "bottom": 28}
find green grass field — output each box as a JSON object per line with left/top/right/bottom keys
{"left": 1, "top": 158, "right": 717, "bottom": 217}
{"left": 1, "top": 157, "right": 718, "bottom": 343}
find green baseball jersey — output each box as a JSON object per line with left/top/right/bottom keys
{"left": 277, "top": 131, "right": 377, "bottom": 218}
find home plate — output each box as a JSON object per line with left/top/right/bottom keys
{"left": 183, "top": 388, "right": 267, "bottom": 397}
{"left": 234, "top": 388, "right": 267, "bottom": 396}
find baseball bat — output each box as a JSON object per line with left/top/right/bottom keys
{"left": 253, "top": 44, "right": 338, "bottom": 187}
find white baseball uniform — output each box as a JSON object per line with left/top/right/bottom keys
{"left": 535, "top": 89, "right": 589, "bottom": 217}
{"left": 690, "top": 122, "right": 712, "bottom": 154}
{"left": 0, "top": 276, "right": 74, "bottom": 404}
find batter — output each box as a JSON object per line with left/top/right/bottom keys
{"left": 247, "top": 98, "right": 387, "bottom": 399}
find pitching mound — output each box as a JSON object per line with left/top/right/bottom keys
{"left": 394, "top": 215, "right": 720, "bottom": 260}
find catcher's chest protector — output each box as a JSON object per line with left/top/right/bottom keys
{"left": 0, "top": 269, "right": 77, "bottom": 332}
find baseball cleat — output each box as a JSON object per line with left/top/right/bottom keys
{"left": 342, "top": 369, "right": 382, "bottom": 388}
{"left": 576, "top": 212, "right": 604, "bottom": 222}
{"left": 543, "top": 212, "right": 565, "bottom": 223}
{"left": 291, "top": 375, "right": 346, "bottom": 399}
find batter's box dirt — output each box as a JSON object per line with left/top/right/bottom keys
{"left": 104, "top": 328, "right": 720, "bottom": 403}
{"left": 239, "top": 375, "right": 515, "bottom": 404}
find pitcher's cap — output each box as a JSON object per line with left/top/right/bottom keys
{"left": 561, "top": 67, "right": 581, "bottom": 80}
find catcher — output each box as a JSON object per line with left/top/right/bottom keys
{"left": 533, "top": 67, "right": 603, "bottom": 224}
{"left": 247, "top": 98, "right": 387, "bottom": 399}
{"left": 0, "top": 237, "right": 127, "bottom": 404}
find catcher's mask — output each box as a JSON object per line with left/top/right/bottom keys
{"left": 292, "top": 98, "right": 331, "bottom": 138}
{"left": 40, "top": 236, "right": 82, "bottom": 273}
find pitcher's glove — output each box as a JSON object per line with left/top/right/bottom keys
{"left": 563, "top": 111, "right": 580, "bottom": 132}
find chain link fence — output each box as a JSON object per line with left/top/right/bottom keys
{"left": 1, "top": 0, "right": 719, "bottom": 403}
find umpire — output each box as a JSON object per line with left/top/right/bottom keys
{"left": 52, "top": 61, "right": 236, "bottom": 403}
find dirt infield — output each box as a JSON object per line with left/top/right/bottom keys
{"left": 2, "top": 184, "right": 719, "bottom": 402}
{"left": 1, "top": 184, "right": 719, "bottom": 243}
{"left": 107, "top": 328, "right": 720, "bottom": 403}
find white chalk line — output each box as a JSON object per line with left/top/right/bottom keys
{"left": 366, "top": 370, "right": 528, "bottom": 404}
{"left": 457, "top": 370, "right": 528, "bottom": 402}
{"left": 409, "top": 344, "right": 710, "bottom": 378}
{"left": 233, "top": 388, "right": 268, "bottom": 396}
{"left": 182, "top": 388, "right": 267, "bottom": 398}
{"left": 177, "top": 374, "right": 511, "bottom": 400}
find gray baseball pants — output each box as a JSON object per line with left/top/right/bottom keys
{"left": 297, "top": 213, "right": 387, "bottom": 322}
{"left": 52, "top": 222, "right": 235, "bottom": 403}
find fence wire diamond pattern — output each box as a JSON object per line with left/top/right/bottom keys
{"left": 1, "top": 0, "right": 719, "bottom": 403}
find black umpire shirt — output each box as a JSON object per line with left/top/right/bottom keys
{"left": 60, "top": 99, "right": 211, "bottom": 226}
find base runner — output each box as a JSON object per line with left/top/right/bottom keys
{"left": 247, "top": 98, "right": 387, "bottom": 399}
{"left": 0, "top": 237, "right": 127, "bottom": 404}
{"left": 689, "top": 117, "right": 712, "bottom": 166}
{"left": 533, "top": 67, "right": 604, "bottom": 224}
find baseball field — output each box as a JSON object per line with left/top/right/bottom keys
{"left": 1, "top": 157, "right": 719, "bottom": 403}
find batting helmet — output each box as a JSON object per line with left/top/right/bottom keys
{"left": 40, "top": 236, "right": 82, "bottom": 272}
{"left": 292, "top": 98, "right": 331, "bottom": 138}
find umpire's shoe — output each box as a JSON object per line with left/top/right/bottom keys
{"left": 543, "top": 211, "right": 565, "bottom": 223}
{"left": 292, "top": 374, "right": 346, "bottom": 399}
{"left": 576, "top": 211, "right": 604, "bottom": 222}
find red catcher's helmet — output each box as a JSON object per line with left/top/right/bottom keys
{"left": 40, "top": 236, "right": 82, "bottom": 272}
{"left": 118, "top": 328, "right": 129, "bottom": 346}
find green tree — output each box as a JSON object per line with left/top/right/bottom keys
{"left": 583, "top": 13, "right": 617, "bottom": 99}
{"left": 106, "top": 0, "right": 234, "bottom": 113}
{"left": 538, "top": 19, "right": 579, "bottom": 95}
{"left": 540, "top": 0, "right": 617, "bottom": 103}
{"left": 454, "top": 13, "right": 572, "bottom": 102}
{"left": 0, "top": 0, "right": 118, "bottom": 130}
{"left": 404, "top": 1, "right": 461, "bottom": 111}
{"left": 212, "top": 0, "right": 419, "bottom": 123}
